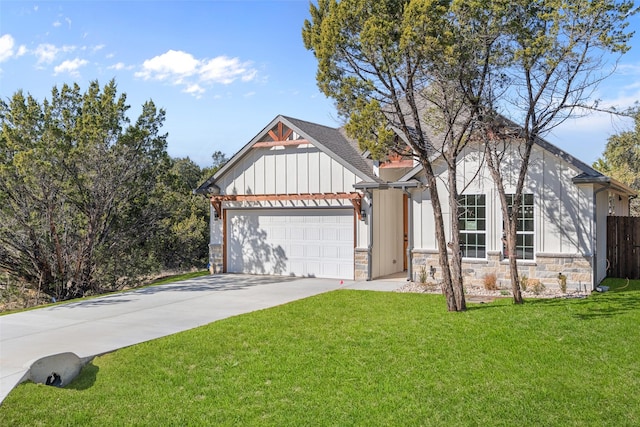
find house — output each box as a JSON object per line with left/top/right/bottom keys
{"left": 195, "top": 114, "right": 636, "bottom": 291}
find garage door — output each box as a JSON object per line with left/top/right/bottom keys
{"left": 227, "top": 208, "right": 354, "bottom": 279}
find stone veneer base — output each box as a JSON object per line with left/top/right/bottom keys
{"left": 354, "top": 248, "right": 369, "bottom": 281}
{"left": 208, "top": 244, "right": 223, "bottom": 274}
{"left": 410, "top": 250, "right": 593, "bottom": 293}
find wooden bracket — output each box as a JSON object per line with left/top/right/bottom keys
{"left": 211, "top": 200, "right": 222, "bottom": 219}
{"left": 351, "top": 197, "right": 363, "bottom": 221}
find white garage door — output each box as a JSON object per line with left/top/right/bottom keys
{"left": 227, "top": 208, "right": 354, "bottom": 279}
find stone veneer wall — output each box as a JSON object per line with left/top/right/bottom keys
{"left": 354, "top": 248, "right": 369, "bottom": 281}
{"left": 209, "top": 244, "right": 223, "bottom": 274}
{"left": 411, "top": 249, "right": 593, "bottom": 293}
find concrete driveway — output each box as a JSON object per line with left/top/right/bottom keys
{"left": 0, "top": 274, "right": 401, "bottom": 404}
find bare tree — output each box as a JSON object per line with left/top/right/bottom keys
{"left": 474, "top": 0, "right": 636, "bottom": 303}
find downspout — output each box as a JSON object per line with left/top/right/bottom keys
{"left": 592, "top": 184, "right": 611, "bottom": 290}
{"left": 403, "top": 188, "right": 414, "bottom": 282}
{"left": 366, "top": 190, "right": 374, "bottom": 281}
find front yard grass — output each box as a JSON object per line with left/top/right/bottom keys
{"left": 1, "top": 278, "right": 639, "bottom": 426}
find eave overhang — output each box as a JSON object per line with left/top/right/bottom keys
{"left": 572, "top": 174, "right": 637, "bottom": 197}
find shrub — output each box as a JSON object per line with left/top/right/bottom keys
{"left": 418, "top": 266, "right": 428, "bottom": 284}
{"left": 520, "top": 275, "right": 528, "bottom": 292}
{"left": 483, "top": 273, "right": 498, "bottom": 290}
{"left": 530, "top": 279, "right": 546, "bottom": 295}
{"left": 558, "top": 273, "right": 567, "bottom": 293}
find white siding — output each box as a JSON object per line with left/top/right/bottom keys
{"left": 210, "top": 205, "right": 222, "bottom": 245}
{"left": 413, "top": 143, "right": 595, "bottom": 259}
{"left": 355, "top": 197, "right": 371, "bottom": 249}
{"left": 217, "top": 144, "right": 360, "bottom": 198}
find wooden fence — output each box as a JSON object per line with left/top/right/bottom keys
{"left": 607, "top": 216, "right": 640, "bottom": 279}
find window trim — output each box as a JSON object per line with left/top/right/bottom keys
{"left": 504, "top": 193, "right": 535, "bottom": 261}
{"left": 458, "top": 194, "right": 487, "bottom": 260}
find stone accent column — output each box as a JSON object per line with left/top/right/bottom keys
{"left": 354, "top": 248, "right": 369, "bottom": 281}
{"left": 209, "top": 244, "right": 223, "bottom": 274}
{"left": 411, "top": 249, "right": 441, "bottom": 283}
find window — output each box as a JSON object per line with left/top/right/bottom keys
{"left": 458, "top": 194, "right": 486, "bottom": 259}
{"left": 504, "top": 194, "right": 534, "bottom": 260}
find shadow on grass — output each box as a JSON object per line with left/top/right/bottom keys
{"left": 65, "top": 362, "right": 99, "bottom": 391}
{"left": 524, "top": 282, "right": 640, "bottom": 320}
{"left": 465, "top": 300, "right": 510, "bottom": 311}
{"left": 466, "top": 278, "right": 640, "bottom": 319}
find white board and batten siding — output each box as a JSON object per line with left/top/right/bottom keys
{"left": 217, "top": 145, "right": 360, "bottom": 197}
{"left": 216, "top": 144, "right": 360, "bottom": 280}
{"left": 412, "top": 144, "right": 595, "bottom": 257}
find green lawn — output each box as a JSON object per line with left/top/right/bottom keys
{"left": 1, "top": 278, "right": 639, "bottom": 426}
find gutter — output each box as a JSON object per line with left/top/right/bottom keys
{"left": 403, "top": 188, "right": 414, "bottom": 281}
{"left": 366, "top": 189, "right": 374, "bottom": 281}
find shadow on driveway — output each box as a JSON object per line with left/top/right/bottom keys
{"left": 50, "top": 274, "right": 299, "bottom": 310}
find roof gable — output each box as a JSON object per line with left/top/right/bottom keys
{"left": 195, "top": 115, "right": 381, "bottom": 194}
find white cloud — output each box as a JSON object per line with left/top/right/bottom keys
{"left": 53, "top": 20, "right": 62, "bottom": 28}
{"left": 32, "top": 43, "right": 77, "bottom": 66}
{"left": 136, "top": 49, "right": 258, "bottom": 97}
{"left": 108, "top": 62, "right": 133, "bottom": 71}
{"left": 34, "top": 43, "right": 59, "bottom": 64}
{"left": 617, "top": 63, "right": 640, "bottom": 75}
{"left": 184, "top": 83, "right": 205, "bottom": 97}
{"left": 136, "top": 50, "right": 199, "bottom": 81}
{"left": 16, "top": 45, "right": 27, "bottom": 57}
{"left": 0, "top": 34, "right": 15, "bottom": 62}
{"left": 54, "top": 58, "right": 88, "bottom": 76}
{"left": 199, "top": 56, "right": 256, "bottom": 84}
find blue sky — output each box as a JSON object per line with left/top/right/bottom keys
{"left": 1, "top": 1, "right": 639, "bottom": 168}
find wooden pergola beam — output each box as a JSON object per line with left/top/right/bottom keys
{"left": 210, "top": 192, "right": 364, "bottom": 220}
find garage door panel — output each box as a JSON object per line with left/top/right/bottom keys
{"left": 227, "top": 209, "right": 354, "bottom": 280}
{"left": 322, "top": 246, "right": 339, "bottom": 258}
{"left": 306, "top": 245, "right": 321, "bottom": 258}
{"left": 322, "top": 228, "right": 337, "bottom": 241}
{"left": 339, "top": 246, "right": 354, "bottom": 258}
{"left": 305, "top": 228, "right": 321, "bottom": 240}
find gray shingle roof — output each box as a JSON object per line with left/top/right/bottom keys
{"left": 281, "top": 115, "right": 381, "bottom": 184}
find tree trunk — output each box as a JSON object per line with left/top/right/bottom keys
{"left": 447, "top": 162, "right": 466, "bottom": 311}
{"left": 484, "top": 141, "right": 524, "bottom": 305}
{"left": 423, "top": 162, "right": 461, "bottom": 311}
{"left": 505, "top": 220, "right": 523, "bottom": 304}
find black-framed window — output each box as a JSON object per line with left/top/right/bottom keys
{"left": 458, "top": 194, "right": 486, "bottom": 259}
{"left": 504, "top": 194, "right": 534, "bottom": 260}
